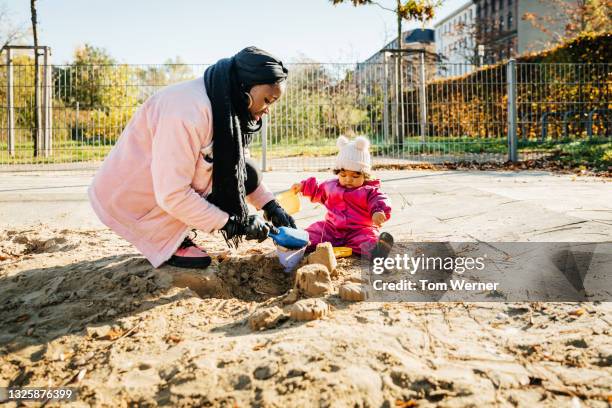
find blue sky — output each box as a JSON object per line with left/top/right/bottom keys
{"left": 8, "top": 0, "right": 465, "bottom": 64}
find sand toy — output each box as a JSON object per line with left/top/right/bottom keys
{"left": 276, "top": 189, "right": 301, "bottom": 215}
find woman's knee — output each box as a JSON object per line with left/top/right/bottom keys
{"left": 244, "top": 157, "right": 262, "bottom": 195}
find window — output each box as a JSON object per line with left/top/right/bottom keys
{"left": 499, "top": 14, "right": 504, "bottom": 31}
{"left": 507, "top": 12, "right": 513, "bottom": 28}
{"left": 508, "top": 0, "right": 512, "bottom": 7}
{"left": 492, "top": 0, "right": 496, "bottom": 13}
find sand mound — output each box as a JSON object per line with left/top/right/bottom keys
{"left": 3, "top": 230, "right": 80, "bottom": 256}
{"left": 1, "top": 227, "right": 611, "bottom": 407}
{"left": 294, "top": 264, "right": 332, "bottom": 297}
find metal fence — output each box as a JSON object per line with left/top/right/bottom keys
{"left": 0, "top": 58, "right": 610, "bottom": 171}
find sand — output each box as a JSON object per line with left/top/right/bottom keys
{"left": 1, "top": 226, "right": 611, "bottom": 407}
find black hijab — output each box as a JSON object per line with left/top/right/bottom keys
{"left": 203, "top": 46, "right": 288, "bottom": 247}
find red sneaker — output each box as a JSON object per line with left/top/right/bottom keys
{"left": 166, "top": 236, "right": 212, "bottom": 269}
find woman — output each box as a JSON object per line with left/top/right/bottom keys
{"left": 88, "top": 47, "right": 295, "bottom": 269}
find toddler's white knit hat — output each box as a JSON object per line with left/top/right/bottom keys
{"left": 335, "top": 135, "right": 371, "bottom": 173}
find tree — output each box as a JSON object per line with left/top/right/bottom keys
{"left": 330, "top": 0, "right": 443, "bottom": 145}
{"left": 0, "top": 2, "right": 29, "bottom": 50}
{"left": 445, "top": 16, "right": 510, "bottom": 66}
{"left": 522, "top": 0, "right": 611, "bottom": 45}
{"left": 135, "top": 56, "right": 196, "bottom": 102}
{"left": 330, "top": 0, "right": 440, "bottom": 54}
{"left": 53, "top": 44, "right": 139, "bottom": 142}
{"left": 330, "top": 0, "right": 438, "bottom": 22}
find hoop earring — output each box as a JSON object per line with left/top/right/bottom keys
{"left": 246, "top": 92, "right": 253, "bottom": 109}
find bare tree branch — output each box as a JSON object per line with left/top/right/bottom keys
{"left": 370, "top": 1, "right": 398, "bottom": 13}
{"left": 0, "top": 3, "right": 30, "bottom": 51}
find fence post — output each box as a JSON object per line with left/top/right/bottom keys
{"left": 419, "top": 51, "right": 428, "bottom": 143}
{"left": 261, "top": 115, "right": 267, "bottom": 172}
{"left": 507, "top": 59, "right": 518, "bottom": 162}
{"left": 383, "top": 54, "right": 389, "bottom": 143}
{"left": 43, "top": 46, "right": 52, "bottom": 156}
{"left": 34, "top": 47, "right": 43, "bottom": 157}
{"left": 6, "top": 48, "right": 15, "bottom": 157}
{"left": 75, "top": 101, "right": 79, "bottom": 140}
{"left": 393, "top": 55, "right": 400, "bottom": 148}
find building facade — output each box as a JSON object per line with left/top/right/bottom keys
{"left": 361, "top": 29, "right": 436, "bottom": 65}
{"left": 357, "top": 29, "right": 437, "bottom": 86}
{"left": 473, "top": 0, "right": 518, "bottom": 64}
{"left": 434, "top": 1, "right": 478, "bottom": 75}
{"left": 436, "top": 0, "right": 569, "bottom": 66}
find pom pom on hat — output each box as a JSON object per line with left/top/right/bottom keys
{"left": 336, "top": 135, "right": 349, "bottom": 148}
{"left": 354, "top": 136, "right": 370, "bottom": 151}
{"left": 335, "top": 135, "right": 372, "bottom": 173}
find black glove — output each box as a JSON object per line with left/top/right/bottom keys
{"left": 262, "top": 200, "right": 297, "bottom": 229}
{"left": 244, "top": 214, "right": 270, "bottom": 242}
{"left": 222, "top": 215, "right": 270, "bottom": 243}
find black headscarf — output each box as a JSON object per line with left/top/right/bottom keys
{"left": 203, "top": 46, "right": 288, "bottom": 247}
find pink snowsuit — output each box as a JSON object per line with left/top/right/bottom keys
{"left": 300, "top": 177, "right": 392, "bottom": 256}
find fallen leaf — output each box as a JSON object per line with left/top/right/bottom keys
{"left": 252, "top": 343, "right": 267, "bottom": 351}
{"left": 569, "top": 308, "right": 585, "bottom": 317}
{"left": 395, "top": 400, "right": 418, "bottom": 407}
{"left": 16, "top": 314, "right": 30, "bottom": 323}
{"left": 104, "top": 327, "right": 125, "bottom": 340}
{"left": 165, "top": 334, "right": 182, "bottom": 344}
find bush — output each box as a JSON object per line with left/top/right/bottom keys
{"left": 404, "top": 32, "right": 611, "bottom": 142}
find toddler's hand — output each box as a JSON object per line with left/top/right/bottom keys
{"left": 290, "top": 183, "right": 302, "bottom": 194}
{"left": 372, "top": 212, "right": 386, "bottom": 227}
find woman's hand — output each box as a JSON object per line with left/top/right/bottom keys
{"left": 290, "top": 183, "right": 302, "bottom": 194}
{"left": 262, "top": 200, "right": 296, "bottom": 228}
{"left": 372, "top": 211, "right": 387, "bottom": 227}
{"left": 244, "top": 214, "right": 270, "bottom": 242}
{"left": 222, "top": 214, "right": 270, "bottom": 242}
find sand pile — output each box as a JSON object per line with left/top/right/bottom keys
{"left": 1, "top": 227, "right": 611, "bottom": 407}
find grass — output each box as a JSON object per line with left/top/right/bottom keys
{"left": 542, "top": 140, "right": 612, "bottom": 171}
{"left": 1, "top": 136, "right": 610, "bottom": 170}
{"left": 0, "top": 140, "right": 113, "bottom": 165}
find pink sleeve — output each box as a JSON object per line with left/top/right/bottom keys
{"left": 368, "top": 188, "right": 392, "bottom": 220}
{"left": 151, "top": 115, "right": 229, "bottom": 232}
{"left": 301, "top": 177, "right": 327, "bottom": 204}
{"left": 247, "top": 183, "right": 275, "bottom": 210}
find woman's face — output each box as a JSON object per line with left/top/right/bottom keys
{"left": 248, "top": 82, "right": 285, "bottom": 121}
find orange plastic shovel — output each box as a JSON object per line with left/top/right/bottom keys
{"left": 276, "top": 189, "right": 301, "bottom": 215}
{"left": 333, "top": 247, "right": 352, "bottom": 258}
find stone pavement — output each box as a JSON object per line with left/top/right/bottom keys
{"left": 1, "top": 169, "right": 610, "bottom": 242}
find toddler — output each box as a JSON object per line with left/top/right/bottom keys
{"left": 291, "top": 136, "right": 393, "bottom": 260}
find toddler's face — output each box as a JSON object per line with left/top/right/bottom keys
{"left": 337, "top": 169, "right": 365, "bottom": 189}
